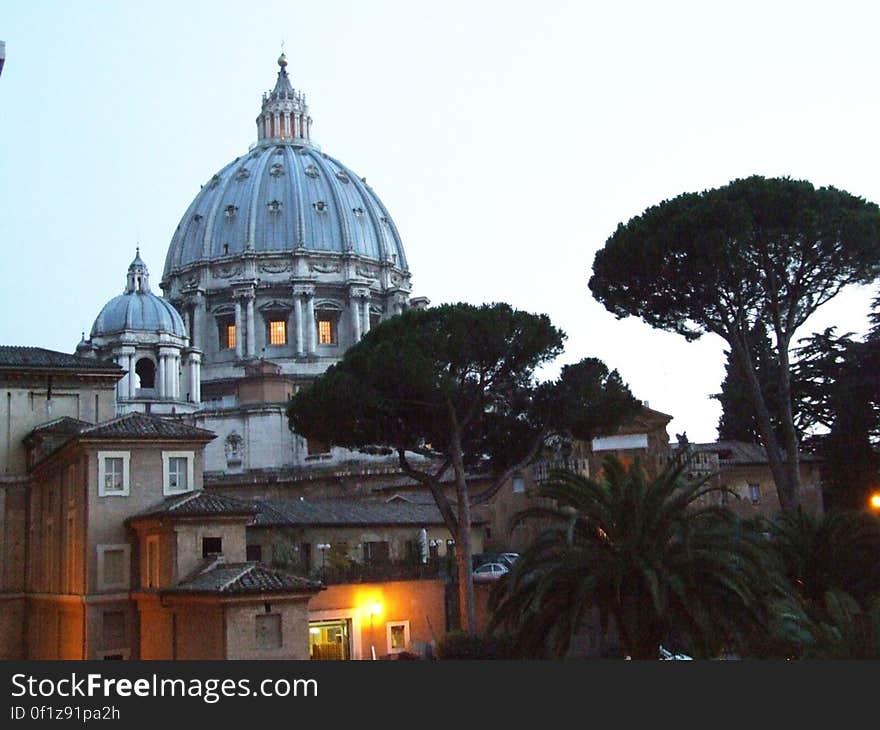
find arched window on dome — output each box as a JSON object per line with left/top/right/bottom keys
{"left": 135, "top": 358, "right": 156, "bottom": 390}
{"left": 316, "top": 310, "right": 339, "bottom": 346}
{"left": 314, "top": 301, "right": 342, "bottom": 347}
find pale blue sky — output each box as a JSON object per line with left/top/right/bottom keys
{"left": 1, "top": 0, "right": 877, "bottom": 441}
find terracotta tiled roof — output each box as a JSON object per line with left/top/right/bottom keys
{"left": 252, "top": 497, "right": 480, "bottom": 527}
{"left": 128, "top": 491, "right": 257, "bottom": 522}
{"left": 29, "top": 416, "right": 93, "bottom": 436}
{"left": 690, "top": 440, "right": 822, "bottom": 464}
{"left": 168, "top": 563, "right": 321, "bottom": 595}
{"left": 0, "top": 346, "right": 121, "bottom": 372}
{"left": 79, "top": 413, "right": 215, "bottom": 441}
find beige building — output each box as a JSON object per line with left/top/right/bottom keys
{"left": 23, "top": 410, "right": 326, "bottom": 660}
{"left": 687, "top": 440, "right": 824, "bottom": 518}
{"left": 127, "top": 492, "right": 320, "bottom": 660}
{"left": 0, "top": 347, "right": 121, "bottom": 659}
{"left": 481, "top": 405, "right": 673, "bottom": 553}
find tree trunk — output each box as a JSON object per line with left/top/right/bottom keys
{"left": 774, "top": 335, "right": 803, "bottom": 510}
{"left": 453, "top": 462, "right": 476, "bottom": 633}
{"left": 728, "top": 334, "right": 799, "bottom": 512}
{"left": 455, "top": 515, "right": 476, "bottom": 634}
{"left": 446, "top": 398, "right": 477, "bottom": 633}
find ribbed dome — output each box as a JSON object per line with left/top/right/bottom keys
{"left": 162, "top": 57, "right": 407, "bottom": 280}
{"left": 91, "top": 292, "right": 186, "bottom": 338}
{"left": 162, "top": 144, "right": 408, "bottom": 278}
{"left": 92, "top": 251, "right": 186, "bottom": 338}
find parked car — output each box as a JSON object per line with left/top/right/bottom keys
{"left": 659, "top": 646, "right": 693, "bottom": 660}
{"left": 497, "top": 552, "right": 520, "bottom": 568}
{"left": 472, "top": 562, "right": 509, "bottom": 581}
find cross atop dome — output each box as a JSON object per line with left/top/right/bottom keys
{"left": 257, "top": 53, "right": 311, "bottom": 144}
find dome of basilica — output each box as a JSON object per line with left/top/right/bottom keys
{"left": 162, "top": 57, "right": 407, "bottom": 279}
{"left": 156, "top": 55, "right": 415, "bottom": 380}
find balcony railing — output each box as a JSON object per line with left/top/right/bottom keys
{"left": 312, "top": 559, "right": 445, "bottom": 585}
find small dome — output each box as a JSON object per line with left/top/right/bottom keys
{"left": 91, "top": 251, "right": 186, "bottom": 338}
{"left": 91, "top": 292, "right": 186, "bottom": 338}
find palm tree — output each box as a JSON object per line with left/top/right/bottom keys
{"left": 772, "top": 589, "right": 880, "bottom": 659}
{"left": 765, "top": 508, "right": 880, "bottom": 610}
{"left": 488, "top": 455, "right": 782, "bottom": 659}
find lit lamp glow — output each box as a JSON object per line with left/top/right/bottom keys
{"left": 869, "top": 493, "right": 880, "bottom": 511}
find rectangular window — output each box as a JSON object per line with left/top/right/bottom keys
{"left": 748, "top": 484, "right": 761, "bottom": 504}
{"left": 306, "top": 438, "right": 330, "bottom": 456}
{"left": 268, "top": 320, "right": 287, "bottom": 345}
{"left": 102, "top": 610, "right": 126, "bottom": 647}
{"left": 386, "top": 621, "right": 410, "bottom": 655}
{"left": 202, "top": 536, "right": 222, "bottom": 557}
{"left": 97, "top": 451, "right": 130, "bottom": 497}
{"left": 97, "top": 544, "right": 130, "bottom": 592}
{"left": 246, "top": 544, "right": 263, "bottom": 562}
{"left": 162, "top": 451, "right": 194, "bottom": 495}
{"left": 146, "top": 535, "right": 160, "bottom": 589}
{"left": 104, "top": 458, "right": 123, "bottom": 490}
{"left": 512, "top": 475, "right": 525, "bottom": 493}
{"left": 318, "top": 318, "right": 335, "bottom": 345}
{"left": 169, "top": 457, "right": 188, "bottom": 491}
{"left": 218, "top": 317, "right": 236, "bottom": 350}
{"left": 363, "top": 541, "right": 390, "bottom": 565}
{"left": 256, "top": 614, "right": 283, "bottom": 650}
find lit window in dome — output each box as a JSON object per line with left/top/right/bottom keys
{"left": 222, "top": 323, "right": 236, "bottom": 350}
{"left": 269, "top": 320, "right": 287, "bottom": 345}
{"left": 317, "top": 317, "right": 335, "bottom": 345}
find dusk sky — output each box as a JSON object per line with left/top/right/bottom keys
{"left": 1, "top": 1, "right": 878, "bottom": 442}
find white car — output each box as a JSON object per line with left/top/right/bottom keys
{"left": 659, "top": 646, "right": 693, "bottom": 660}
{"left": 497, "top": 552, "right": 520, "bottom": 567}
{"left": 472, "top": 562, "right": 509, "bottom": 581}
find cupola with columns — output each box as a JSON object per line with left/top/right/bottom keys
{"left": 79, "top": 250, "right": 201, "bottom": 416}
{"left": 256, "top": 53, "right": 312, "bottom": 144}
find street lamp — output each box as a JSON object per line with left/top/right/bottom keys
{"left": 317, "top": 543, "right": 330, "bottom": 580}
{"left": 869, "top": 493, "right": 880, "bottom": 512}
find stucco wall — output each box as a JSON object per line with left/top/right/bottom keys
{"left": 174, "top": 522, "right": 246, "bottom": 583}
{"left": 85, "top": 442, "right": 206, "bottom": 595}
{"left": 719, "top": 462, "right": 824, "bottom": 518}
{"left": 309, "top": 579, "right": 446, "bottom": 658}
{"left": 1, "top": 484, "right": 27, "bottom": 592}
{"left": 175, "top": 604, "right": 225, "bottom": 659}
{"left": 225, "top": 598, "right": 311, "bottom": 660}
{"left": 137, "top": 596, "right": 174, "bottom": 660}
{"left": 0, "top": 597, "right": 25, "bottom": 659}
{"left": 0, "top": 377, "right": 117, "bottom": 476}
